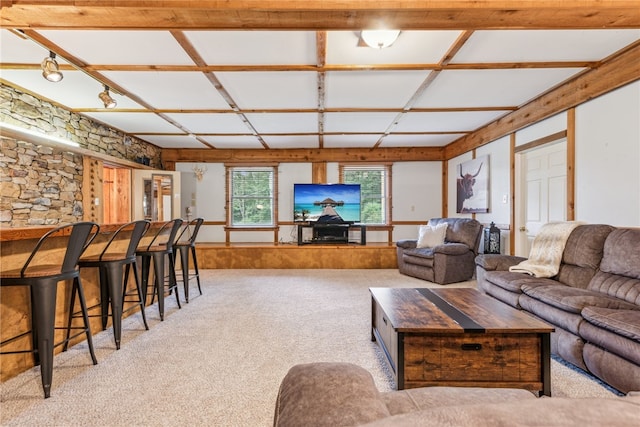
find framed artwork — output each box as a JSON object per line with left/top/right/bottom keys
{"left": 456, "top": 155, "right": 489, "bottom": 213}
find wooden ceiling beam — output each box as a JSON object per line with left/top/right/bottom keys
{"left": 162, "top": 146, "right": 445, "bottom": 164}
{"left": 444, "top": 41, "right": 640, "bottom": 159}
{"left": 2, "top": 1, "right": 639, "bottom": 30}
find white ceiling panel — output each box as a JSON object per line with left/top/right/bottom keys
{"left": 381, "top": 133, "right": 465, "bottom": 147}
{"left": 163, "top": 113, "right": 250, "bottom": 134}
{"left": 324, "top": 112, "right": 398, "bottom": 133}
{"left": 215, "top": 71, "right": 317, "bottom": 109}
{"left": 185, "top": 31, "right": 317, "bottom": 65}
{"left": 135, "top": 135, "right": 209, "bottom": 149}
{"left": 455, "top": 30, "right": 640, "bottom": 63}
{"left": 83, "top": 112, "right": 184, "bottom": 134}
{"left": 323, "top": 134, "right": 382, "bottom": 148}
{"left": 325, "top": 71, "right": 429, "bottom": 108}
{"left": 39, "top": 30, "right": 195, "bottom": 65}
{"left": 102, "top": 71, "right": 231, "bottom": 109}
{"left": 1, "top": 17, "right": 637, "bottom": 154}
{"left": 245, "top": 113, "right": 318, "bottom": 133}
{"left": 1, "top": 29, "right": 59, "bottom": 63}
{"left": 396, "top": 111, "right": 509, "bottom": 132}
{"left": 200, "top": 135, "right": 263, "bottom": 149}
{"left": 262, "top": 135, "right": 319, "bottom": 148}
{"left": 1, "top": 69, "right": 142, "bottom": 109}
{"left": 414, "top": 69, "right": 582, "bottom": 108}
{"left": 326, "top": 30, "right": 462, "bottom": 65}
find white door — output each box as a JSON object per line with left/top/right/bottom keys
{"left": 515, "top": 140, "right": 567, "bottom": 256}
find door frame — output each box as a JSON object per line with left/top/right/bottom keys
{"left": 511, "top": 114, "right": 575, "bottom": 256}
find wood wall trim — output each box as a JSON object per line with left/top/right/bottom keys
{"left": 442, "top": 159, "right": 448, "bottom": 218}
{"left": 567, "top": 108, "right": 576, "bottom": 221}
{"left": 509, "top": 133, "right": 516, "bottom": 255}
{"left": 514, "top": 130, "right": 568, "bottom": 153}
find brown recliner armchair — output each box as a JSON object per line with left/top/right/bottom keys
{"left": 396, "top": 217, "right": 483, "bottom": 284}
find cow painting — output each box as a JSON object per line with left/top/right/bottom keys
{"left": 456, "top": 161, "right": 485, "bottom": 213}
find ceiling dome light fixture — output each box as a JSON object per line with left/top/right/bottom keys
{"left": 41, "top": 51, "right": 63, "bottom": 82}
{"left": 98, "top": 85, "right": 117, "bottom": 109}
{"left": 361, "top": 30, "right": 401, "bottom": 49}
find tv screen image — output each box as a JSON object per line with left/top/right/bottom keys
{"left": 293, "top": 183, "right": 361, "bottom": 223}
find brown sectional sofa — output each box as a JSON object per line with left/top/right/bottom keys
{"left": 396, "top": 218, "right": 483, "bottom": 284}
{"left": 475, "top": 225, "right": 640, "bottom": 393}
{"left": 273, "top": 362, "right": 640, "bottom": 426}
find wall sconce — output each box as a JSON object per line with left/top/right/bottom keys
{"left": 193, "top": 164, "right": 207, "bottom": 181}
{"left": 41, "top": 51, "right": 63, "bottom": 82}
{"left": 98, "top": 85, "right": 117, "bottom": 109}
{"left": 361, "top": 30, "right": 401, "bottom": 49}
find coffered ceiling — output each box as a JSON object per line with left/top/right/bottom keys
{"left": 1, "top": 1, "right": 639, "bottom": 159}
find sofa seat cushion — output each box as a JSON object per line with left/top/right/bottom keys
{"left": 581, "top": 306, "right": 640, "bottom": 342}
{"left": 402, "top": 248, "right": 434, "bottom": 267}
{"left": 380, "top": 386, "right": 535, "bottom": 416}
{"left": 580, "top": 319, "right": 640, "bottom": 366}
{"left": 519, "top": 294, "right": 584, "bottom": 335}
{"left": 485, "top": 271, "right": 555, "bottom": 293}
{"left": 361, "top": 396, "right": 640, "bottom": 427}
{"left": 521, "top": 284, "right": 638, "bottom": 314}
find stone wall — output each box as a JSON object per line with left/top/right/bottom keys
{"left": 0, "top": 84, "right": 162, "bottom": 227}
{"left": 0, "top": 139, "right": 83, "bottom": 226}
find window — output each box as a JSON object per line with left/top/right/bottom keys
{"left": 340, "top": 164, "right": 391, "bottom": 225}
{"left": 227, "top": 166, "right": 276, "bottom": 226}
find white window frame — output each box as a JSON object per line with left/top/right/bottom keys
{"left": 340, "top": 164, "right": 391, "bottom": 226}
{"left": 226, "top": 165, "right": 277, "bottom": 227}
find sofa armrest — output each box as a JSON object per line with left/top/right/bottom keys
{"left": 274, "top": 363, "right": 390, "bottom": 427}
{"left": 396, "top": 239, "right": 417, "bottom": 249}
{"left": 475, "top": 254, "right": 527, "bottom": 272}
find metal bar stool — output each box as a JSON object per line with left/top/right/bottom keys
{"left": 73, "top": 220, "right": 150, "bottom": 349}
{"left": 173, "top": 217, "right": 204, "bottom": 303}
{"left": 136, "top": 218, "right": 183, "bottom": 321}
{"left": 0, "top": 222, "right": 99, "bottom": 398}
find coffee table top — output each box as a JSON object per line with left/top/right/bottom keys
{"left": 370, "top": 287, "right": 554, "bottom": 334}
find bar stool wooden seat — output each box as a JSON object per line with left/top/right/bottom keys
{"left": 136, "top": 218, "right": 183, "bottom": 321}
{"left": 173, "top": 217, "right": 204, "bottom": 303}
{"left": 0, "top": 222, "right": 99, "bottom": 398}
{"left": 75, "top": 220, "right": 150, "bottom": 349}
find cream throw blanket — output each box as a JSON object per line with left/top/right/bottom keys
{"left": 509, "top": 221, "right": 584, "bottom": 278}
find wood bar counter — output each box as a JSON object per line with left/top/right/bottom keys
{"left": 0, "top": 224, "right": 161, "bottom": 382}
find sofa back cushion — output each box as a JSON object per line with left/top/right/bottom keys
{"left": 587, "top": 228, "right": 640, "bottom": 306}
{"left": 555, "top": 224, "right": 615, "bottom": 288}
{"left": 428, "top": 218, "right": 482, "bottom": 254}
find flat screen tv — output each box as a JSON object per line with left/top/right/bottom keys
{"left": 293, "top": 183, "right": 361, "bottom": 223}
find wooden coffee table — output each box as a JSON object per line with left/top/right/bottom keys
{"left": 370, "top": 287, "right": 554, "bottom": 396}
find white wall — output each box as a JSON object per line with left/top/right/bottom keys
{"left": 515, "top": 112, "right": 567, "bottom": 147}
{"left": 575, "top": 81, "right": 640, "bottom": 226}
{"left": 175, "top": 81, "right": 640, "bottom": 243}
{"left": 176, "top": 160, "right": 444, "bottom": 243}
{"left": 393, "top": 161, "right": 443, "bottom": 241}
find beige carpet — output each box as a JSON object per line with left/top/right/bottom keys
{"left": 0, "top": 269, "right": 619, "bottom": 426}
